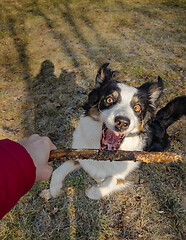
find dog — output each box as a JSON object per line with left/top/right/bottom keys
{"left": 50, "top": 63, "right": 185, "bottom": 200}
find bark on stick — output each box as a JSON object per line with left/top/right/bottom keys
{"left": 49, "top": 149, "right": 182, "bottom": 163}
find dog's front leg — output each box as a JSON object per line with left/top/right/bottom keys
{"left": 50, "top": 160, "right": 80, "bottom": 198}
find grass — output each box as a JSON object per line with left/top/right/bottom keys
{"left": 0, "top": 0, "right": 185, "bottom": 239}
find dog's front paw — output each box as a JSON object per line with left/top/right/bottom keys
{"left": 85, "top": 186, "right": 103, "bottom": 200}
{"left": 50, "top": 183, "right": 63, "bottom": 198}
{"left": 50, "top": 174, "right": 63, "bottom": 198}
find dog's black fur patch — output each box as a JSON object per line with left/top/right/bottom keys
{"left": 83, "top": 63, "right": 120, "bottom": 113}
{"left": 156, "top": 95, "right": 186, "bottom": 129}
{"left": 146, "top": 95, "right": 186, "bottom": 151}
{"left": 132, "top": 76, "right": 164, "bottom": 127}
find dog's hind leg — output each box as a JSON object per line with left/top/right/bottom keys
{"left": 85, "top": 177, "right": 129, "bottom": 200}
{"left": 50, "top": 160, "right": 80, "bottom": 198}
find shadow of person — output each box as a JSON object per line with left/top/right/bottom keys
{"left": 32, "top": 60, "right": 101, "bottom": 239}
{"left": 34, "top": 59, "right": 56, "bottom": 82}
{"left": 32, "top": 60, "right": 86, "bottom": 148}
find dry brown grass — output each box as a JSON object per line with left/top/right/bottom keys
{"left": 0, "top": 0, "right": 185, "bottom": 239}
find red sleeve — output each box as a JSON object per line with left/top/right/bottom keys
{"left": 0, "top": 139, "right": 36, "bottom": 219}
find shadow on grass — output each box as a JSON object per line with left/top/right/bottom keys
{"left": 31, "top": 60, "right": 86, "bottom": 146}
{"left": 5, "top": 14, "right": 33, "bottom": 135}
{"left": 1, "top": 0, "right": 185, "bottom": 239}
{"left": 58, "top": 1, "right": 127, "bottom": 65}
{"left": 30, "top": 60, "right": 102, "bottom": 239}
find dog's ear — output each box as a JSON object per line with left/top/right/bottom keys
{"left": 95, "top": 63, "right": 110, "bottom": 87}
{"left": 149, "top": 76, "right": 164, "bottom": 108}
{"left": 95, "top": 63, "right": 117, "bottom": 88}
{"left": 139, "top": 76, "right": 164, "bottom": 108}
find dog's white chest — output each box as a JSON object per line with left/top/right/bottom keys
{"left": 72, "top": 116, "right": 102, "bottom": 149}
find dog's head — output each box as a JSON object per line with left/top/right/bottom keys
{"left": 83, "top": 63, "right": 163, "bottom": 150}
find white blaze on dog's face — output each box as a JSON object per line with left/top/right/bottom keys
{"left": 83, "top": 63, "right": 163, "bottom": 150}
{"left": 100, "top": 83, "right": 139, "bottom": 135}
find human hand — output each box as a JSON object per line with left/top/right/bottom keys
{"left": 18, "top": 134, "right": 57, "bottom": 181}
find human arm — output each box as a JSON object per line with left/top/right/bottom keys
{"left": 0, "top": 134, "right": 56, "bottom": 219}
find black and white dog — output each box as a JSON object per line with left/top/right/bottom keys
{"left": 50, "top": 63, "right": 185, "bottom": 200}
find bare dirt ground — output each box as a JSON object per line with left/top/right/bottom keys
{"left": 0, "top": 1, "right": 185, "bottom": 239}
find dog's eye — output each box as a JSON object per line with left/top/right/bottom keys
{"left": 106, "top": 97, "right": 113, "bottom": 104}
{"left": 133, "top": 104, "right": 141, "bottom": 112}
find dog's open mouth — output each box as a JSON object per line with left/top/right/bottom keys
{"left": 100, "top": 124, "right": 125, "bottom": 150}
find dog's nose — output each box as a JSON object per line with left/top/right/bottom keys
{"left": 115, "top": 116, "right": 130, "bottom": 131}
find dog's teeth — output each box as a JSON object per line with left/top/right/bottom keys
{"left": 100, "top": 124, "right": 125, "bottom": 150}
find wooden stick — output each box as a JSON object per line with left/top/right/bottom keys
{"left": 49, "top": 149, "right": 182, "bottom": 163}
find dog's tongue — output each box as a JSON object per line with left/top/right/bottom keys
{"left": 100, "top": 124, "right": 125, "bottom": 150}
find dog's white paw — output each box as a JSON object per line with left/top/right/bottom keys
{"left": 50, "top": 183, "right": 63, "bottom": 198}
{"left": 50, "top": 173, "right": 63, "bottom": 197}
{"left": 49, "top": 160, "right": 80, "bottom": 198}
{"left": 85, "top": 186, "right": 102, "bottom": 200}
